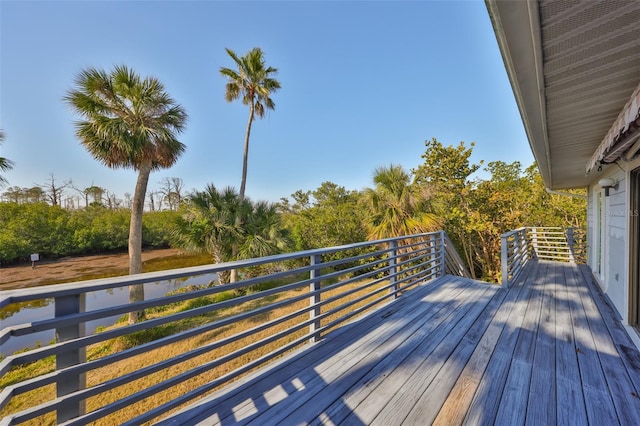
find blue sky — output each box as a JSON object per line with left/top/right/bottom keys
{"left": 0, "top": 0, "right": 533, "bottom": 204}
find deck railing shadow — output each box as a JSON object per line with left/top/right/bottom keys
{"left": 434, "top": 260, "right": 640, "bottom": 425}
{"left": 0, "top": 231, "right": 471, "bottom": 425}
{"left": 159, "top": 274, "right": 492, "bottom": 425}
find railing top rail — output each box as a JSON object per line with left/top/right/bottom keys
{"left": 1, "top": 230, "right": 461, "bottom": 424}
{"left": 0, "top": 231, "right": 443, "bottom": 306}
{"left": 500, "top": 227, "right": 527, "bottom": 239}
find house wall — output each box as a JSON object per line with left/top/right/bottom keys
{"left": 587, "top": 158, "right": 640, "bottom": 324}
{"left": 587, "top": 186, "right": 595, "bottom": 267}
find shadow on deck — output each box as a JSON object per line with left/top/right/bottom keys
{"left": 158, "top": 261, "right": 640, "bottom": 425}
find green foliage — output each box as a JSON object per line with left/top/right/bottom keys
{"left": 413, "top": 138, "right": 482, "bottom": 192}
{"left": 281, "top": 182, "right": 366, "bottom": 252}
{"left": 0, "top": 130, "right": 14, "bottom": 188}
{"left": 172, "top": 184, "right": 290, "bottom": 283}
{"left": 143, "top": 210, "right": 180, "bottom": 248}
{"left": 64, "top": 65, "right": 187, "bottom": 172}
{"left": 412, "top": 138, "right": 586, "bottom": 282}
{"left": 361, "top": 165, "right": 440, "bottom": 240}
{"left": 0, "top": 203, "right": 178, "bottom": 264}
{"left": 0, "top": 203, "right": 70, "bottom": 261}
{"left": 0, "top": 134, "right": 587, "bottom": 286}
{"left": 279, "top": 182, "right": 369, "bottom": 272}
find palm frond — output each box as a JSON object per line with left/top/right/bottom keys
{"left": 65, "top": 65, "right": 187, "bottom": 172}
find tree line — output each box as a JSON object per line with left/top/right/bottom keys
{"left": 1, "top": 176, "right": 186, "bottom": 212}
{"left": 0, "top": 138, "right": 586, "bottom": 284}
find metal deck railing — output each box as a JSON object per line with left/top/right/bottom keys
{"left": 0, "top": 231, "right": 471, "bottom": 425}
{"left": 500, "top": 227, "right": 586, "bottom": 287}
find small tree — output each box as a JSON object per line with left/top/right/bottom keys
{"left": 38, "top": 173, "right": 70, "bottom": 206}
{"left": 173, "top": 184, "right": 289, "bottom": 284}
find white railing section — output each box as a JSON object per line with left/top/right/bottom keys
{"left": 0, "top": 231, "right": 470, "bottom": 425}
{"left": 501, "top": 226, "right": 586, "bottom": 287}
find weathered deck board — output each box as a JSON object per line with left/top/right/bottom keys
{"left": 247, "top": 279, "right": 491, "bottom": 426}
{"left": 462, "top": 262, "right": 538, "bottom": 425}
{"left": 159, "top": 261, "right": 640, "bottom": 426}
{"left": 555, "top": 262, "right": 588, "bottom": 426}
{"left": 400, "top": 284, "right": 508, "bottom": 425}
{"left": 525, "top": 260, "right": 558, "bottom": 425}
{"left": 303, "top": 279, "right": 490, "bottom": 426}
{"left": 573, "top": 267, "right": 640, "bottom": 424}
{"left": 366, "top": 284, "right": 497, "bottom": 426}
{"left": 200, "top": 277, "right": 464, "bottom": 423}
{"left": 493, "top": 258, "right": 546, "bottom": 425}
{"left": 564, "top": 264, "right": 620, "bottom": 424}
{"left": 430, "top": 265, "right": 527, "bottom": 425}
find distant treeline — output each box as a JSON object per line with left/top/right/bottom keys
{"left": 0, "top": 203, "right": 176, "bottom": 264}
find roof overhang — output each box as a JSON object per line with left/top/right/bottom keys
{"left": 486, "top": 0, "right": 640, "bottom": 189}
{"left": 587, "top": 84, "right": 640, "bottom": 174}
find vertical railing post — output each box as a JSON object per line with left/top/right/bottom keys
{"left": 567, "top": 227, "right": 575, "bottom": 263}
{"left": 521, "top": 228, "right": 529, "bottom": 263}
{"left": 429, "top": 234, "right": 437, "bottom": 279}
{"left": 309, "top": 254, "right": 322, "bottom": 343}
{"left": 501, "top": 234, "right": 510, "bottom": 288}
{"left": 55, "top": 294, "right": 86, "bottom": 423}
{"left": 389, "top": 240, "right": 398, "bottom": 298}
{"left": 530, "top": 227, "right": 539, "bottom": 259}
{"left": 439, "top": 231, "right": 446, "bottom": 277}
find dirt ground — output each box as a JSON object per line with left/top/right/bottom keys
{"left": 0, "top": 248, "right": 181, "bottom": 290}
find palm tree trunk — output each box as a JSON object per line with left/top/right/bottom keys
{"left": 128, "top": 160, "right": 152, "bottom": 324}
{"left": 233, "top": 104, "right": 255, "bottom": 282}
{"left": 239, "top": 103, "right": 255, "bottom": 201}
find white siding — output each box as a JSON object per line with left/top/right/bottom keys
{"left": 587, "top": 186, "right": 595, "bottom": 267}
{"left": 607, "top": 169, "right": 627, "bottom": 319}
{"left": 589, "top": 167, "right": 628, "bottom": 321}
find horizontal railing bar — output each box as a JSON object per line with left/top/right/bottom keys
{"left": 6, "top": 265, "right": 317, "bottom": 334}
{"left": 3, "top": 251, "right": 387, "bottom": 360}
{"left": 2, "top": 231, "right": 470, "bottom": 424}
{"left": 62, "top": 275, "right": 404, "bottom": 426}
{"left": 2, "top": 233, "right": 444, "bottom": 305}
{"left": 125, "top": 278, "right": 410, "bottom": 426}
{"left": 4, "top": 249, "right": 397, "bottom": 347}
{"left": 1, "top": 276, "right": 319, "bottom": 394}
{"left": 5, "top": 255, "right": 422, "bottom": 403}
{"left": 507, "top": 251, "right": 528, "bottom": 266}
{"left": 1, "top": 272, "right": 317, "bottom": 370}
{"left": 500, "top": 227, "right": 527, "bottom": 239}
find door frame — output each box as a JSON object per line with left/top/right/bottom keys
{"left": 629, "top": 167, "right": 640, "bottom": 327}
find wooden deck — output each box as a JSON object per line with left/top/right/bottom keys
{"left": 158, "top": 261, "right": 640, "bottom": 425}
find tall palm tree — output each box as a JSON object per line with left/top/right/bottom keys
{"left": 220, "top": 47, "right": 281, "bottom": 200}
{"left": 0, "top": 130, "right": 14, "bottom": 187}
{"left": 65, "top": 65, "right": 187, "bottom": 323}
{"left": 361, "top": 164, "right": 440, "bottom": 240}
{"left": 173, "top": 184, "right": 289, "bottom": 284}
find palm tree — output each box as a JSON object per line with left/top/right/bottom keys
{"left": 65, "top": 65, "right": 187, "bottom": 323}
{"left": 361, "top": 164, "right": 440, "bottom": 240}
{"left": 237, "top": 200, "right": 289, "bottom": 260}
{"left": 220, "top": 47, "right": 281, "bottom": 200}
{"left": 173, "top": 184, "right": 289, "bottom": 284}
{"left": 0, "top": 130, "right": 14, "bottom": 187}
